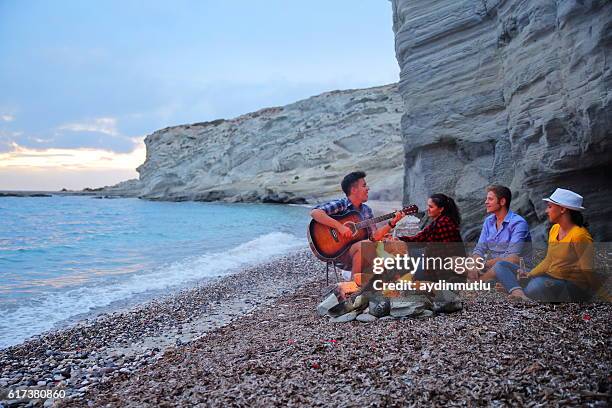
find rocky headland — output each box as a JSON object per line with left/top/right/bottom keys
{"left": 104, "top": 84, "right": 405, "bottom": 204}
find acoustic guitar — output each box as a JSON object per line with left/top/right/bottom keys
{"left": 307, "top": 205, "right": 419, "bottom": 262}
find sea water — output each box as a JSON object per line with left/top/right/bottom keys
{"left": 0, "top": 196, "right": 310, "bottom": 349}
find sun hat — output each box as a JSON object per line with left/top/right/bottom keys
{"left": 543, "top": 188, "right": 585, "bottom": 211}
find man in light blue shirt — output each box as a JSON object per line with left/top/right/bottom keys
{"left": 469, "top": 185, "right": 531, "bottom": 281}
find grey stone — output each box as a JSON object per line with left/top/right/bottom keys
{"left": 416, "top": 310, "right": 435, "bottom": 318}
{"left": 316, "top": 293, "right": 339, "bottom": 317}
{"left": 392, "top": 0, "right": 612, "bottom": 241}
{"left": 433, "top": 290, "right": 463, "bottom": 313}
{"left": 369, "top": 299, "right": 391, "bottom": 318}
{"left": 330, "top": 312, "right": 358, "bottom": 323}
{"left": 352, "top": 294, "right": 369, "bottom": 310}
{"left": 356, "top": 313, "right": 378, "bottom": 322}
{"left": 327, "top": 300, "right": 355, "bottom": 318}
{"left": 390, "top": 305, "right": 422, "bottom": 318}
{"left": 390, "top": 295, "right": 432, "bottom": 318}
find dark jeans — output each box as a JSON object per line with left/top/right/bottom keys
{"left": 494, "top": 260, "right": 592, "bottom": 302}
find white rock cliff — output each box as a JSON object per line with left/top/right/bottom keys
{"left": 106, "top": 84, "right": 405, "bottom": 204}
{"left": 392, "top": 0, "right": 611, "bottom": 240}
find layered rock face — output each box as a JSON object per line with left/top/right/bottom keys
{"left": 392, "top": 0, "right": 611, "bottom": 240}
{"left": 110, "top": 84, "right": 404, "bottom": 204}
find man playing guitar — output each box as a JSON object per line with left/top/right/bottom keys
{"left": 310, "top": 171, "right": 404, "bottom": 290}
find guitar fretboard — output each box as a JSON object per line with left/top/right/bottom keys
{"left": 353, "top": 205, "right": 418, "bottom": 230}
{"left": 355, "top": 212, "right": 395, "bottom": 229}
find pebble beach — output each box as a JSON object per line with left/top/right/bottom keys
{"left": 0, "top": 250, "right": 610, "bottom": 407}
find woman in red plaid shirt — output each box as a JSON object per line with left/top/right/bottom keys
{"left": 391, "top": 193, "right": 466, "bottom": 282}
{"left": 396, "top": 194, "right": 462, "bottom": 243}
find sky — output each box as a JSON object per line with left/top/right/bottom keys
{"left": 0, "top": 0, "right": 399, "bottom": 190}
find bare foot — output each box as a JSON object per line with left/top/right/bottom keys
{"left": 509, "top": 289, "right": 530, "bottom": 301}
{"left": 495, "top": 283, "right": 507, "bottom": 294}
{"left": 466, "top": 269, "right": 480, "bottom": 282}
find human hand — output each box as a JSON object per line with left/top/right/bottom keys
{"left": 473, "top": 256, "right": 486, "bottom": 271}
{"left": 338, "top": 224, "right": 353, "bottom": 239}
{"left": 390, "top": 210, "right": 405, "bottom": 227}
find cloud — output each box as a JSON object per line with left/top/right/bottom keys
{"left": 58, "top": 117, "right": 118, "bottom": 136}
{"left": 30, "top": 137, "right": 54, "bottom": 144}
{"left": 0, "top": 137, "right": 145, "bottom": 171}
{"left": 1, "top": 114, "right": 15, "bottom": 122}
{"left": 0, "top": 167, "right": 139, "bottom": 191}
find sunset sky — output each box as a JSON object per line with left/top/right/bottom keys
{"left": 0, "top": 0, "right": 399, "bottom": 190}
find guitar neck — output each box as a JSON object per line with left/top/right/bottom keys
{"left": 355, "top": 212, "right": 395, "bottom": 229}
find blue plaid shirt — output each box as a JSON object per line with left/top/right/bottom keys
{"left": 313, "top": 197, "right": 375, "bottom": 235}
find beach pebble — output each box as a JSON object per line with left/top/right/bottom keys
{"left": 369, "top": 299, "right": 390, "bottom": 318}
{"left": 352, "top": 294, "right": 368, "bottom": 309}
{"left": 416, "top": 310, "right": 434, "bottom": 318}
{"left": 389, "top": 297, "right": 431, "bottom": 318}
{"left": 390, "top": 305, "right": 423, "bottom": 318}
{"left": 433, "top": 289, "right": 463, "bottom": 313}
{"left": 316, "top": 293, "right": 339, "bottom": 317}
{"left": 356, "top": 313, "right": 378, "bottom": 323}
{"left": 330, "top": 312, "right": 357, "bottom": 323}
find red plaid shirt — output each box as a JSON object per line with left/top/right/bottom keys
{"left": 399, "top": 215, "right": 462, "bottom": 243}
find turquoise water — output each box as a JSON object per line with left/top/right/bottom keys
{"left": 0, "top": 196, "right": 310, "bottom": 348}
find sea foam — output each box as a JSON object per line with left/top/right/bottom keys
{"left": 0, "top": 232, "right": 305, "bottom": 349}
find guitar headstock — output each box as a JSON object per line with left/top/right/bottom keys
{"left": 401, "top": 204, "right": 419, "bottom": 215}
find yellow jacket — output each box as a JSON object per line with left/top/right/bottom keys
{"left": 528, "top": 224, "right": 594, "bottom": 288}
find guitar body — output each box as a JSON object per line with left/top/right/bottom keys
{"left": 307, "top": 204, "right": 418, "bottom": 263}
{"left": 307, "top": 211, "right": 369, "bottom": 262}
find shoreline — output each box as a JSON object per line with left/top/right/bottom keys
{"left": 0, "top": 193, "right": 404, "bottom": 216}
{"left": 0, "top": 197, "right": 400, "bottom": 352}
{"left": 0, "top": 249, "right": 324, "bottom": 400}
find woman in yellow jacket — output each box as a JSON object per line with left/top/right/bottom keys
{"left": 494, "top": 188, "right": 594, "bottom": 302}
